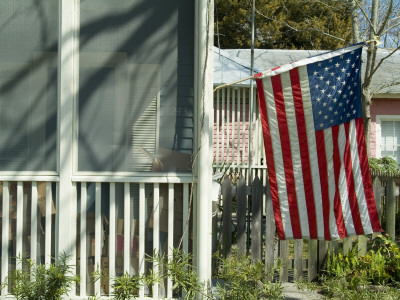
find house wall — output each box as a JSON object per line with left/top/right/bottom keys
{"left": 370, "top": 97, "right": 400, "bottom": 157}
{"left": 0, "top": 1, "right": 202, "bottom": 299}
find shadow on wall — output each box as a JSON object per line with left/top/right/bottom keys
{"left": 0, "top": 0, "right": 194, "bottom": 173}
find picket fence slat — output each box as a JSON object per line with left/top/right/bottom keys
{"left": 308, "top": 240, "right": 318, "bottom": 281}
{"left": 279, "top": 240, "right": 289, "bottom": 282}
{"left": 265, "top": 179, "right": 275, "bottom": 280}
{"left": 222, "top": 177, "right": 233, "bottom": 257}
{"left": 237, "top": 176, "right": 247, "bottom": 255}
{"left": 251, "top": 176, "right": 262, "bottom": 261}
{"left": 386, "top": 178, "right": 397, "bottom": 238}
{"left": 294, "top": 239, "right": 303, "bottom": 280}
{"left": 318, "top": 241, "right": 328, "bottom": 272}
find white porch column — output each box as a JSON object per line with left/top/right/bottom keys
{"left": 194, "top": 0, "right": 213, "bottom": 293}
{"left": 57, "top": 0, "right": 78, "bottom": 270}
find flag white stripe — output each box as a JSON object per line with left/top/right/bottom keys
{"left": 349, "top": 119, "right": 373, "bottom": 233}
{"left": 337, "top": 124, "right": 356, "bottom": 235}
{"left": 263, "top": 77, "right": 293, "bottom": 238}
{"left": 281, "top": 71, "right": 310, "bottom": 238}
{"left": 298, "top": 66, "right": 325, "bottom": 238}
{"left": 323, "top": 129, "right": 340, "bottom": 239}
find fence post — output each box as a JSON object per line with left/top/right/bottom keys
{"left": 294, "top": 240, "right": 303, "bottom": 281}
{"left": 265, "top": 179, "right": 276, "bottom": 280}
{"left": 343, "top": 238, "right": 352, "bottom": 255}
{"left": 279, "top": 240, "right": 289, "bottom": 282}
{"left": 373, "top": 176, "right": 383, "bottom": 223}
{"left": 386, "top": 178, "right": 397, "bottom": 239}
{"left": 251, "top": 176, "right": 262, "bottom": 261}
{"left": 222, "top": 176, "right": 233, "bottom": 257}
{"left": 237, "top": 176, "right": 247, "bottom": 255}
{"left": 318, "top": 240, "right": 328, "bottom": 272}
{"left": 308, "top": 240, "right": 318, "bottom": 281}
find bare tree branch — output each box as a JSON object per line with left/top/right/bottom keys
{"left": 381, "top": 21, "right": 400, "bottom": 36}
{"left": 377, "top": 0, "right": 394, "bottom": 35}
{"left": 354, "top": 0, "right": 378, "bottom": 35}
{"left": 372, "top": 80, "right": 400, "bottom": 94}
{"left": 367, "top": 46, "right": 400, "bottom": 83}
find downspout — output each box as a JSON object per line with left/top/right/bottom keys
{"left": 195, "top": 0, "right": 213, "bottom": 293}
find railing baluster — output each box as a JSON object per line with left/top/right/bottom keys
{"left": 221, "top": 88, "right": 226, "bottom": 164}
{"left": 231, "top": 88, "right": 236, "bottom": 166}
{"left": 109, "top": 183, "right": 116, "bottom": 294}
{"left": 31, "top": 182, "right": 38, "bottom": 263}
{"left": 95, "top": 182, "right": 101, "bottom": 294}
{"left": 124, "top": 183, "right": 130, "bottom": 274}
{"left": 139, "top": 183, "right": 145, "bottom": 298}
{"left": 1, "top": 182, "right": 9, "bottom": 295}
{"left": 242, "top": 88, "right": 246, "bottom": 166}
{"left": 16, "top": 182, "right": 23, "bottom": 266}
{"left": 45, "top": 182, "right": 52, "bottom": 265}
{"left": 226, "top": 87, "right": 231, "bottom": 163}
{"left": 216, "top": 89, "right": 220, "bottom": 165}
{"left": 167, "top": 183, "right": 174, "bottom": 298}
{"left": 183, "top": 183, "right": 189, "bottom": 253}
{"left": 80, "top": 183, "right": 87, "bottom": 296}
{"left": 236, "top": 88, "right": 241, "bottom": 165}
{"left": 153, "top": 183, "right": 160, "bottom": 298}
{"left": 71, "top": 182, "right": 77, "bottom": 296}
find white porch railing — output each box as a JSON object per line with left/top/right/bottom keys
{"left": 213, "top": 86, "right": 267, "bottom": 174}
{"left": 0, "top": 177, "right": 192, "bottom": 299}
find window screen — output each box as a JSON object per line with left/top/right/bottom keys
{"left": 78, "top": 0, "right": 194, "bottom": 172}
{"left": 381, "top": 120, "right": 400, "bottom": 163}
{"left": 0, "top": 1, "right": 58, "bottom": 171}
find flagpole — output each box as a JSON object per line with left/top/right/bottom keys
{"left": 248, "top": 0, "right": 255, "bottom": 184}
{"left": 247, "top": 0, "right": 256, "bottom": 252}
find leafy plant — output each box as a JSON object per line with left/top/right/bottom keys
{"left": 4, "top": 253, "right": 77, "bottom": 300}
{"left": 150, "top": 248, "right": 208, "bottom": 299}
{"left": 111, "top": 272, "right": 144, "bottom": 300}
{"left": 369, "top": 156, "right": 400, "bottom": 173}
{"left": 214, "top": 253, "right": 283, "bottom": 299}
{"left": 300, "top": 234, "right": 400, "bottom": 299}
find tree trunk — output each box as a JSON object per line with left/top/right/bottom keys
{"left": 362, "top": 88, "right": 372, "bottom": 155}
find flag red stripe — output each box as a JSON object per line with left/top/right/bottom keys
{"left": 289, "top": 69, "right": 318, "bottom": 239}
{"left": 256, "top": 78, "right": 285, "bottom": 239}
{"left": 355, "top": 118, "right": 382, "bottom": 232}
{"left": 271, "top": 75, "right": 302, "bottom": 238}
{"left": 315, "top": 130, "right": 332, "bottom": 240}
{"left": 343, "top": 122, "right": 364, "bottom": 234}
{"left": 331, "top": 126, "right": 347, "bottom": 238}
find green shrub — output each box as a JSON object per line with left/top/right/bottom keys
{"left": 312, "top": 235, "right": 400, "bottom": 299}
{"left": 214, "top": 254, "right": 283, "bottom": 299}
{"left": 4, "top": 253, "right": 77, "bottom": 300}
{"left": 369, "top": 156, "right": 400, "bottom": 173}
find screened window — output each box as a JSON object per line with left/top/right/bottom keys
{"left": 0, "top": 1, "right": 58, "bottom": 171}
{"left": 381, "top": 120, "right": 400, "bottom": 163}
{"left": 78, "top": 0, "right": 194, "bottom": 172}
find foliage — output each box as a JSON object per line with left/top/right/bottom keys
{"left": 369, "top": 156, "right": 400, "bottom": 173}
{"left": 215, "top": 0, "right": 352, "bottom": 50}
{"left": 4, "top": 253, "right": 77, "bottom": 300}
{"left": 298, "top": 234, "right": 400, "bottom": 300}
{"left": 214, "top": 254, "right": 283, "bottom": 299}
{"left": 162, "top": 249, "right": 205, "bottom": 299}
{"left": 91, "top": 249, "right": 283, "bottom": 300}
{"left": 111, "top": 273, "right": 144, "bottom": 300}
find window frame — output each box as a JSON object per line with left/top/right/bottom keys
{"left": 375, "top": 115, "right": 400, "bottom": 161}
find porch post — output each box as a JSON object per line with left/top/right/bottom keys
{"left": 57, "top": 0, "right": 77, "bottom": 270}
{"left": 194, "top": 0, "right": 213, "bottom": 293}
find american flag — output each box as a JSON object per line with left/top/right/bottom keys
{"left": 255, "top": 44, "right": 382, "bottom": 240}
